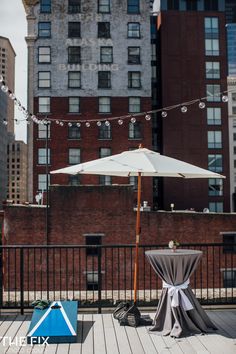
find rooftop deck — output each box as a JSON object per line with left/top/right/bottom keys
{"left": 0, "top": 309, "right": 235, "bottom": 354}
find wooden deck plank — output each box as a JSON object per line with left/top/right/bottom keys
{"left": 212, "top": 310, "right": 236, "bottom": 330}
{"left": 0, "top": 315, "right": 25, "bottom": 354}
{"left": 125, "top": 325, "right": 145, "bottom": 354}
{"left": 56, "top": 343, "right": 70, "bottom": 354}
{"left": 112, "top": 315, "right": 132, "bottom": 354}
{"left": 0, "top": 316, "right": 17, "bottom": 342}
{"left": 6, "top": 315, "right": 31, "bottom": 354}
{"left": 102, "top": 314, "right": 119, "bottom": 354}
{"left": 148, "top": 332, "right": 171, "bottom": 354}
{"left": 136, "top": 325, "right": 158, "bottom": 354}
{"left": 93, "top": 314, "right": 106, "bottom": 354}
{"left": 80, "top": 314, "right": 94, "bottom": 354}
{"left": 69, "top": 314, "right": 83, "bottom": 354}
{"left": 185, "top": 335, "right": 209, "bottom": 354}
{"left": 207, "top": 311, "right": 236, "bottom": 338}
{"left": 161, "top": 335, "right": 184, "bottom": 354}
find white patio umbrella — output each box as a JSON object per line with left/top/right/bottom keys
{"left": 51, "top": 147, "right": 225, "bottom": 303}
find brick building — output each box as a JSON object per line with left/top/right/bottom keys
{"left": 22, "top": 0, "right": 153, "bottom": 205}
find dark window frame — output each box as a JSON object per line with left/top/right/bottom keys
{"left": 98, "top": 0, "right": 110, "bottom": 13}
{"left": 38, "top": 22, "right": 51, "bottom": 38}
{"left": 68, "top": 46, "right": 81, "bottom": 64}
{"left": 68, "top": 0, "right": 81, "bottom": 13}
{"left": 127, "top": 0, "right": 140, "bottom": 14}
{"left": 127, "top": 22, "right": 141, "bottom": 38}
{"left": 98, "top": 71, "right": 111, "bottom": 89}
{"left": 98, "top": 22, "right": 111, "bottom": 38}
{"left": 38, "top": 46, "right": 51, "bottom": 64}
{"left": 40, "top": 0, "right": 51, "bottom": 13}
{"left": 68, "top": 22, "right": 81, "bottom": 38}
{"left": 128, "top": 47, "right": 141, "bottom": 64}
{"left": 100, "top": 46, "right": 113, "bottom": 64}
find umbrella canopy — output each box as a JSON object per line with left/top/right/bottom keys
{"left": 51, "top": 148, "right": 225, "bottom": 179}
{"left": 51, "top": 147, "right": 225, "bottom": 304}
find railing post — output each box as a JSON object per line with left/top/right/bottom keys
{"left": 98, "top": 247, "right": 102, "bottom": 314}
{"left": 0, "top": 247, "right": 3, "bottom": 310}
{"left": 20, "top": 248, "right": 24, "bottom": 315}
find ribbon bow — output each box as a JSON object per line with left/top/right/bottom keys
{"left": 163, "top": 279, "right": 194, "bottom": 311}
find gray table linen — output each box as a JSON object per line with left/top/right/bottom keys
{"left": 145, "top": 249, "right": 217, "bottom": 337}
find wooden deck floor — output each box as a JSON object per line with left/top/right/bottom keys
{"left": 0, "top": 309, "right": 235, "bottom": 354}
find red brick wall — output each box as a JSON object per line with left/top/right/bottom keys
{"left": 2, "top": 186, "right": 236, "bottom": 291}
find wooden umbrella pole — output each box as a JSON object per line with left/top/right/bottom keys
{"left": 133, "top": 172, "right": 142, "bottom": 304}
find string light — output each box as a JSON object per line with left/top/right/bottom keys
{"left": 0, "top": 76, "right": 233, "bottom": 128}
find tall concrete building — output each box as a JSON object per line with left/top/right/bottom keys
{"left": 0, "top": 37, "right": 16, "bottom": 208}
{"left": 158, "top": 0, "right": 230, "bottom": 212}
{"left": 7, "top": 141, "right": 28, "bottom": 205}
{"left": 22, "top": 0, "right": 153, "bottom": 204}
{"left": 227, "top": 78, "right": 236, "bottom": 212}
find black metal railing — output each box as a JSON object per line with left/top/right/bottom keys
{"left": 0, "top": 243, "right": 235, "bottom": 314}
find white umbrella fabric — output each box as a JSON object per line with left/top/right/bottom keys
{"left": 51, "top": 147, "right": 225, "bottom": 303}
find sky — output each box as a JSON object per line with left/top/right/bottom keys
{"left": 0, "top": 0, "right": 27, "bottom": 143}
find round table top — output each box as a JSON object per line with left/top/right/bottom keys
{"left": 145, "top": 249, "right": 203, "bottom": 257}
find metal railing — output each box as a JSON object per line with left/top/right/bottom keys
{"left": 0, "top": 243, "right": 235, "bottom": 314}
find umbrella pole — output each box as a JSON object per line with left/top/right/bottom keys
{"left": 134, "top": 172, "right": 141, "bottom": 304}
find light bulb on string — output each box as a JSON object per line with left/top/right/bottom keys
{"left": 3, "top": 119, "right": 8, "bottom": 126}
{"left": 68, "top": 122, "right": 72, "bottom": 127}
{"left": 199, "top": 101, "right": 206, "bottom": 109}
{"left": 118, "top": 119, "right": 123, "bottom": 125}
{"left": 9, "top": 93, "right": 16, "bottom": 100}
{"left": 145, "top": 114, "right": 151, "bottom": 121}
{"left": 26, "top": 120, "right": 31, "bottom": 125}
{"left": 222, "top": 95, "right": 228, "bottom": 103}
{"left": 181, "top": 106, "right": 188, "bottom": 113}
{"left": 105, "top": 120, "right": 110, "bottom": 126}
{"left": 56, "top": 120, "right": 60, "bottom": 125}
{"left": 161, "top": 111, "right": 167, "bottom": 118}
{"left": 86, "top": 122, "right": 91, "bottom": 127}
{"left": 131, "top": 117, "right": 136, "bottom": 124}
{"left": 97, "top": 121, "right": 102, "bottom": 126}
{"left": 15, "top": 119, "right": 20, "bottom": 125}
{"left": 1, "top": 85, "right": 8, "bottom": 93}
{"left": 76, "top": 122, "right": 81, "bottom": 127}
{"left": 0, "top": 75, "right": 4, "bottom": 82}
{"left": 59, "top": 121, "right": 64, "bottom": 126}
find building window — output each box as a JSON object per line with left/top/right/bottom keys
{"left": 38, "top": 97, "right": 50, "bottom": 113}
{"left": 207, "top": 107, "right": 221, "bottom": 125}
{"left": 129, "top": 121, "right": 142, "bottom": 139}
{"left": 38, "top": 123, "right": 51, "bottom": 139}
{"left": 69, "top": 97, "right": 80, "bottom": 113}
{"left": 127, "top": 0, "right": 139, "bottom": 14}
{"left": 127, "top": 22, "right": 140, "bottom": 38}
{"left": 167, "top": 0, "right": 179, "bottom": 10}
{"left": 206, "top": 84, "right": 221, "bottom": 102}
{"left": 205, "top": 17, "right": 219, "bottom": 38}
{"left": 205, "top": 62, "right": 220, "bottom": 79}
{"left": 68, "top": 123, "right": 81, "bottom": 139}
{"left": 207, "top": 131, "right": 222, "bottom": 149}
{"left": 129, "top": 97, "right": 140, "bottom": 113}
{"left": 69, "top": 148, "right": 80, "bottom": 164}
{"left": 40, "top": 0, "right": 51, "bottom": 13}
{"left": 99, "top": 148, "right": 111, "bottom": 184}
{"left": 208, "top": 178, "right": 223, "bottom": 196}
{"left": 68, "top": 72, "right": 81, "bottom": 88}
{"left": 68, "top": 0, "right": 80, "bottom": 13}
{"left": 186, "top": 0, "right": 197, "bottom": 11}
{"left": 209, "top": 202, "right": 223, "bottom": 212}
{"left": 99, "top": 97, "right": 111, "bottom": 113}
{"left": 208, "top": 154, "right": 222, "bottom": 172}
{"left": 98, "top": 0, "right": 110, "bottom": 13}
{"left": 38, "top": 174, "right": 50, "bottom": 192}
{"left": 98, "top": 71, "right": 111, "bottom": 88}
{"left": 129, "top": 176, "right": 138, "bottom": 189}
{"left": 68, "top": 22, "right": 81, "bottom": 38}
{"left": 38, "top": 47, "right": 51, "bottom": 63}
{"left": 128, "top": 71, "right": 141, "bottom": 88}
{"left": 100, "top": 47, "right": 113, "bottom": 63}
{"left": 38, "top": 22, "right": 51, "bottom": 38}
{"left": 223, "top": 270, "right": 236, "bottom": 288}
{"left": 86, "top": 272, "right": 99, "bottom": 290}
{"left": 205, "top": 39, "right": 219, "bottom": 56}
{"left": 204, "top": 0, "right": 218, "bottom": 11}
{"left": 98, "top": 22, "right": 110, "bottom": 38}
{"left": 38, "top": 148, "right": 50, "bottom": 165}
{"left": 86, "top": 235, "right": 102, "bottom": 256}
{"left": 38, "top": 71, "right": 51, "bottom": 88}
{"left": 128, "top": 47, "right": 140, "bottom": 64}
{"left": 222, "top": 233, "right": 236, "bottom": 254}
{"left": 68, "top": 47, "right": 81, "bottom": 64}
{"left": 69, "top": 175, "right": 80, "bottom": 186}
{"left": 99, "top": 122, "right": 112, "bottom": 139}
